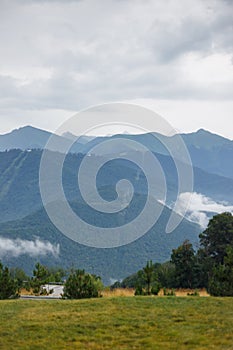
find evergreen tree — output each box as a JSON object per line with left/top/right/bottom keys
{"left": 199, "top": 212, "right": 233, "bottom": 294}
{"left": 171, "top": 240, "right": 199, "bottom": 288}
{"left": 208, "top": 246, "right": 233, "bottom": 296}
{"left": 199, "top": 212, "right": 233, "bottom": 265}
{"left": 143, "top": 260, "right": 154, "bottom": 295}
{"left": 0, "top": 262, "right": 18, "bottom": 299}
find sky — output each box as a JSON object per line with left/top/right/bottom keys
{"left": 0, "top": 0, "right": 232, "bottom": 139}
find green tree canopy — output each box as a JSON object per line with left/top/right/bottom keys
{"left": 199, "top": 212, "right": 233, "bottom": 265}
{"left": 208, "top": 246, "right": 233, "bottom": 296}
{"left": 10, "top": 267, "right": 30, "bottom": 290}
{"left": 63, "top": 269, "right": 103, "bottom": 299}
{"left": 171, "top": 240, "right": 199, "bottom": 289}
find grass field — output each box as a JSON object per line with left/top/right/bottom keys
{"left": 0, "top": 297, "right": 233, "bottom": 350}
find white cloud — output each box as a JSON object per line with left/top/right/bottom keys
{"left": 0, "top": 237, "right": 60, "bottom": 258}
{"left": 176, "top": 192, "right": 233, "bottom": 228}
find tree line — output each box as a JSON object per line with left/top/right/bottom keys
{"left": 0, "top": 262, "right": 103, "bottom": 300}
{"left": 112, "top": 212, "right": 233, "bottom": 297}
{"left": 1, "top": 212, "right": 233, "bottom": 299}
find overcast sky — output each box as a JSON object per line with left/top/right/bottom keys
{"left": 0, "top": 0, "right": 232, "bottom": 138}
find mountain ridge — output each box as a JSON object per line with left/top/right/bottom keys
{"left": 1, "top": 125, "right": 232, "bottom": 179}
{"left": 0, "top": 127, "right": 232, "bottom": 283}
{"left": 0, "top": 149, "right": 232, "bottom": 224}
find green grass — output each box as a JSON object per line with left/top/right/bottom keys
{"left": 0, "top": 297, "right": 233, "bottom": 349}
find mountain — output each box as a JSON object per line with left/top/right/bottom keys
{"left": 0, "top": 149, "right": 233, "bottom": 224}
{"left": 181, "top": 128, "right": 232, "bottom": 150}
{"left": 62, "top": 131, "right": 95, "bottom": 144}
{"left": 0, "top": 126, "right": 53, "bottom": 150}
{"left": 180, "top": 129, "right": 233, "bottom": 180}
{"left": 0, "top": 200, "right": 201, "bottom": 285}
{"left": 0, "top": 150, "right": 233, "bottom": 222}
{"left": 0, "top": 128, "right": 232, "bottom": 283}
{"left": 1, "top": 126, "right": 233, "bottom": 180}
{"left": 0, "top": 126, "right": 84, "bottom": 153}
{"left": 84, "top": 129, "right": 233, "bottom": 180}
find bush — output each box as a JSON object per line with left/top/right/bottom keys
{"left": 187, "top": 290, "right": 200, "bottom": 297}
{"left": 163, "top": 288, "right": 176, "bottom": 296}
{"left": 151, "top": 283, "right": 160, "bottom": 296}
{"left": 134, "top": 286, "right": 145, "bottom": 296}
{"left": 63, "top": 269, "right": 103, "bottom": 299}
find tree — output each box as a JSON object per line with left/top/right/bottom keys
{"left": 198, "top": 212, "right": 233, "bottom": 293}
{"left": 63, "top": 269, "right": 103, "bottom": 299}
{"left": 31, "top": 263, "right": 66, "bottom": 294}
{"left": 208, "top": 246, "right": 233, "bottom": 296}
{"left": 157, "top": 262, "right": 176, "bottom": 288}
{"left": 48, "top": 267, "right": 66, "bottom": 283}
{"left": 199, "top": 212, "right": 233, "bottom": 265}
{"left": 110, "top": 263, "right": 161, "bottom": 296}
{"left": 143, "top": 260, "right": 154, "bottom": 295}
{"left": 10, "top": 267, "right": 30, "bottom": 290}
{"left": 31, "top": 263, "right": 50, "bottom": 294}
{"left": 0, "top": 262, "right": 18, "bottom": 299}
{"left": 195, "top": 248, "right": 210, "bottom": 289}
{"left": 171, "top": 240, "right": 199, "bottom": 289}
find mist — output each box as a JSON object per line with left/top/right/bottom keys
{"left": 0, "top": 237, "right": 60, "bottom": 258}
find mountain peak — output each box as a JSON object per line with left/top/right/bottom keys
{"left": 195, "top": 128, "right": 232, "bottom": 142}
{"left": 196, "top": 128, "right": 209, "bottom": 134}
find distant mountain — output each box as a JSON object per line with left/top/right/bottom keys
{"left": 87, "top": 129, "right": 233, "bottom": 179}
{"left": 62, "top": 131, "right": 95, "bottom": 144}
{"left": 0, "top": 149, "right": 232, "bottom": 225}
{"left": 1, "top": 126, "right": 232, "bottom": 179}
{"left": 0, "top": 126, "right": 84, "bottom": 153}
{"left": 180, "top": 129, "right": 233, "bottom": 180}
{"left": 0, "top": 126, "right": 53, "bottom": 150}
{"left": 181, "top": 129, "right": 232, "bottom": 150}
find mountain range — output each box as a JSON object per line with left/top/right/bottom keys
{"left": 0, "top": 126, "right": 232, "bottom": 284}
{"left": 1, "top": 126, "right": 233, "bottom": 179}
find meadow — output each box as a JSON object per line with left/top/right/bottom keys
{"left": 0, "top": 296, "right": 233, "bottom": 349}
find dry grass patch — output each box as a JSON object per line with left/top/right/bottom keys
{"left": 158, "top": 289, "right": 210, "bottom": 297}
{"left": 102, "top": 288, "right": 134, "bottom": 297}
{"left": 104, "top": 288, "right": 209, "bottom": 298}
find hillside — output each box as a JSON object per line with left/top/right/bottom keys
{"left": 0, "top": 200, "right": 201, "bottom": 284}
{"left": 0, "top": 149, "right": 232, "bottom": 224}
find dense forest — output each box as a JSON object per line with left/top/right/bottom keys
{"left": 1, "top": 212, "right": 232, "bottom": 299}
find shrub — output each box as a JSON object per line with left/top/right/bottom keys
{"left": 163, "top": 288, "right": 176, "bottom": 296}
{"left": 187, "top": 290, "right": 200, "bottom": 297}
{"left": 134, "top": 286, "right": 145, "bottom": 296}
{"left": 151, "top": 283, "right": 160, "bottom": 296}
{"left": 63, "top": 269, "right": 103, "bottom": 299}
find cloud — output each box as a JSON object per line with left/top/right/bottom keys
{"left": 176, "top": 192, "right": 233, "bottom": 228}
{"left": 0, "top": 0, "right": 232, "bottom": 115}
{"left": 0, "top": 0, "right": 232, "bottom": 138}
{"left": 0, "top": 237, "right": 60, "bottom": 258}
